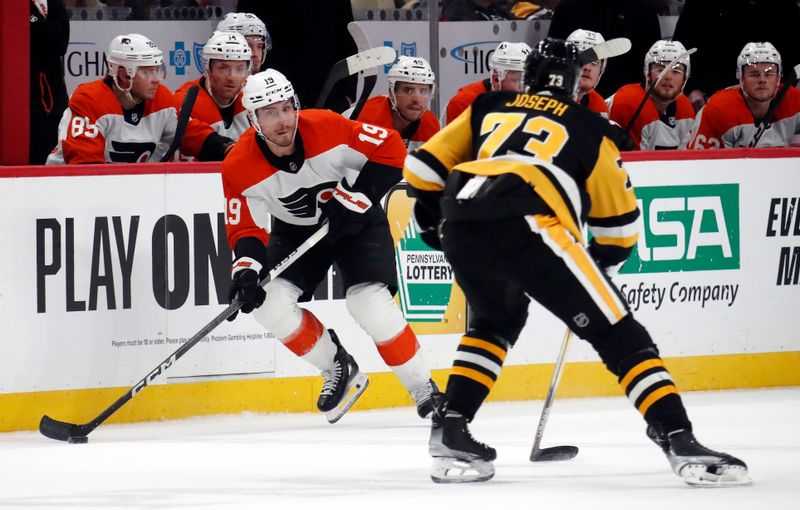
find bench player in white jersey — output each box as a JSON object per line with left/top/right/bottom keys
{"left": 222, "top": 69, "right": 438, "bottom": 423}
{"left": 687, "top": 42, "right": 800, "bottom": 149}
{"left": 216, "top": 12, "right": 271, "bottom": 75}
{"left": 175, "top": 32, "right": 252, "bottom": 143}
{"left": 607, "top": 40, "right": 696, "bottom": 150}
{"left": 47, "top": 34, "right": 233, "bottom": 164}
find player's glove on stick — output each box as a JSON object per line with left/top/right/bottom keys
{"left": 321, "top": 180, "right": 373, "bottom": 241}
{"left": 226, "top": 257, "right": 266, "bottom": 322}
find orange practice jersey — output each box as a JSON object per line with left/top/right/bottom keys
{"left": 47, "top": 77, "right": 214, "bottom": 164}
{"left": 686, "top": 85, "right": 800, "bottom": 149}
{"left": 445, "top": 79, "right": 491, "bottom": 125}
{"left": 354, "top": 95, "right": 440, "bottom": 152}
{"left": 607, "top": 83, "right": 695, "bottom": 150}
{"left": 175, "top": 77, "right": 249, "bottom": 141}
{"left": 222, "top": 109, "right": 407, "bottom": 249}
{"left": 581, "top": 89, "right": 609, "bottom": 117}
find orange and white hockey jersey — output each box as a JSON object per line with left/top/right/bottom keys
{"left": 223, "top": 109, "right": 407, "bottom": 248}
{"left": 175, "top": 76, "right": 250, "bottom": 141}
{"left": 47, "top": 77, "right": 218, "bottom": 164}
{"left": 445, "top": 79, "right": 491, "bottom": 125}
{"left": 353, "top": 95, "right": 440, "bottom": 152}
{"left": 607, "top": 83, "right": 695, "bottom": 150}
{"left": 580, "top": 89, "right": 609, "bottom": 118}
{"left": 686, "top": 85, "right": 800, "bottom": 149}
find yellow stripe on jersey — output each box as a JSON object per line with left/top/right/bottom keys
{"left": 451, "top": 366, "right": 497, "bottom": 391}
{"left": 453, "top": 159, "right": 584, "bottom": 244}
{"left": 403, "top": 105, "right": 474, "bottom": 188}
{"left": 460, "top": 336, "right": 508, "bottom": 363}
{"left": 403, "top": 158, "right": 446, "bottom": 192}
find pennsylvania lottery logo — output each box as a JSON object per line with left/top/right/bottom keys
{"left": 622, "top": 184, "right": 740, "bottom": 274}
{"left": 395, "top": 221, "right": 454, "bottom": 322}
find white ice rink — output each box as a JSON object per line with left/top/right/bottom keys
{"left": 1, "top": 387, "right": 798, "bottom": 510}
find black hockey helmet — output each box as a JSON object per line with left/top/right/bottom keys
{"left": 523, "top": 38, "right": 581, "bottom": 99}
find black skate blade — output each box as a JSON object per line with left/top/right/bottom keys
{"left": 530, "top": 445, "right": 579, "bottom": 462}
{"left": 39, "top": 415, "right": 91, "bottom": 443}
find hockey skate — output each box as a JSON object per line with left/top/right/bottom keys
{"left": 429, "top": 400, "right": 496, "bottom": 483}
{"left": 411, "top": 378, "right": 440, "bottom": 418}
{"left": 317, "top": 331, "right": 369, "bottom": 424}
{"left": 647, "top": 424, "right": 751, "bottom": 487}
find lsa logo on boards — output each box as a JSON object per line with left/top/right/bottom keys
{"left": 621, "top": 184, "right": 740, "bottom": 274}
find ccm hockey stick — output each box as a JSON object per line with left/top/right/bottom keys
{"left": 346, "top": 21, "right": 378, "bottom": 120}
{"left": 577, "top": 37, "right": 631, "bottom": 67}
{"left": 624, "top": 47, "right": 698, "bottom": 136}
{"left": 748, "top": 62, "right": 800, "bottom": 147}
{"left": 315, "top": 46, "right": 397, "bottom": 109}
{"left": 39, "top": 223, "right": 330, "bottom": 444}
{"left": 530, "top": 329, "right": 579, "bottom": 462}
{"left": 159, "top": 84, "right": 199, "bottom": 162}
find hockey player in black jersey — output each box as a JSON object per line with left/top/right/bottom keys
{"left": 403, "top": 38, "right": 750, "bottom": 486}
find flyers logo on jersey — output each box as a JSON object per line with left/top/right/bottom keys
{"left": 278, "top": 181, "right": 338, "bottom": 218}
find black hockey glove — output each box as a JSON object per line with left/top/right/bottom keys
{"left": 412, "top": 200, "right": 443, "bottom": 251}
{"left": 226, "top": 257, "right": 266, "bottom": 322}
{"left": 320, "top": 180, "right": 373, "bottom": 241}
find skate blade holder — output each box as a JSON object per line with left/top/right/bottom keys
{"left": 325, "top": 372, "right": 369, "bottom": 424}
{"left": 430, "top": 457, "right": 495, "bottom": 484}
{"left": 680, "top": 463, "right": 752, "bottom": 487}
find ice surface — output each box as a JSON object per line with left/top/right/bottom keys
{"left": 1, "top": 387, "right": 797, "bottom": 509}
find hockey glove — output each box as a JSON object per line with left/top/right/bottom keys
{"left": 226, "top": 257, "right": 266, "bottom": 322}
{"left": 412, "top": 200, "right": 443, "bottom": 251}
{"left": 321, "top": 180, "right": 373, "bottom": 241}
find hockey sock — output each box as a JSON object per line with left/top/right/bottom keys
{"left": 618, "top": 349, "right": 691, "bottom": 432}
{"left": 375, "top": 324, "right": 429, "bottom": 390}
{"left": 281, "top": 310, "right": 337, "bottom": 371}
{"left": 447, "top": 334, "right": 508, "bottom": 421}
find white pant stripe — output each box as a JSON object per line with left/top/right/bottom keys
{"left": 455, "top": 351, "right": 502, "bottom": 377}
{"left": 627, "top": 371, "right": 674, "bottom": 405}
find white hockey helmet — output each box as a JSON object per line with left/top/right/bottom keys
{"left": 489, "top": 41, "right": 531, "bottom": 82}
{"left": 567, "top": 29, "right": 606, "bottom": 73}
{"left": 387, "top": 56, "right": 436, "bottom": 87}
{"left": 736, "top": 41, "right": 782, "bottom": 79}
{"left": 107, "top": 33, "right": 164, "bottom": 80}
{"left": 216, "top": 12, "right": 271, "bottom": 59}
{"left": 644, "top": 40, "right": 691, "bottom": 84}
{"left": 202, "top": 31, "right": 252, "bottom": 74}
{"left": 242, "top": 69, "right": 297, "bottom": 112}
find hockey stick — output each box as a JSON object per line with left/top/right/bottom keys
{"left": 39, "top": 222, "right": 330, "bottom": 444}
{"left": 577, "top": 37, "right": 631, "bottom": 67}
{"left": 346, "top": 22, "right": 377, "bottom": 120}
{"left": 159, "top": 84, "right": 199, "bottom": 162}
{"left": 530, "top": 328, "right": 579, "bottom": 462}
{"left": 314, "top": 46, "right": 397, "bottom": 109}
{"left": 748, "top": 62, "right": 800, "bottom": 147}
{"left": 624, "top": 47, "right": 698, "bottom": 136}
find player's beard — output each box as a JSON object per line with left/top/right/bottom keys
{"left": 652, "top": 83, "right": 681, "bottom": 103}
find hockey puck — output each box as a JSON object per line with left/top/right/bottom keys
{"left": 67, "top": 436, "right": 88, "bottom": 444}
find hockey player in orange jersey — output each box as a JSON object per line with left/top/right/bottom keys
{"left": 47, "top": 34, "right": 233, "bottom": 164}
{"left": 607, "top": 40, "right": 696, "bottom": 150}
{"left": 349, "top": 56, "right": 440, "bottom": 152}
{"left": 175, "top": 31, "right": 252, "bottom": 143}
{"left": 216, "top": 12, "right": 271, "bottom": 75}
{"left": 687, "top": 42, "right": 800, "bottom": 149}
{"left": 222, "top": 69, "right": 438, "bottom": 424}
{"left": 445, "top": 42, "right": 531, "bottom": 125}
{"left": 567, "top": 29, "right": 610, "bottom": 117}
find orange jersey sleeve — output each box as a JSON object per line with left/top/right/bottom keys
{"left": 59, "top": 80, "right": 113, "bottom": 164}
{"left": 445, "top": 79, "right": 490, "bottom": 125}
{"left": 583, "top": 89, "right": 609, "bottom": 117}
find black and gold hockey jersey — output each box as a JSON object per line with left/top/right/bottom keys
{"left": 404, "top": 90, "right": 639, "bottom": 269}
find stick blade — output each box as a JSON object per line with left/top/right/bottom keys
{"left": 578, "top": 37, "right": 631, "bottom": 65}
{"left": 345, "top": 46, "right": 397, "bottom": 76}
{"left": 530, "top": 445, "right": 579, "bottom": 462}
{"left": 39, "top": 415, "right": 90, "bottom": 443}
